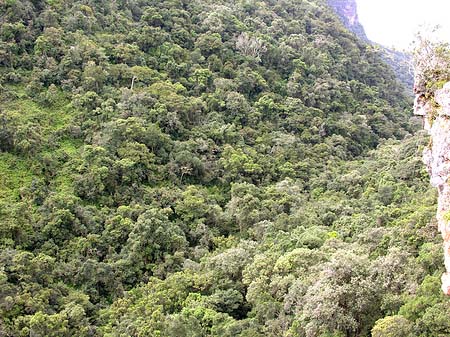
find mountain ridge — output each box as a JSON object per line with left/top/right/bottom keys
{"left": 327, "top": 0, "right": 414, "bottom": 90}
{"left": 327, "top": 0, "right": 368, "bottom": 41}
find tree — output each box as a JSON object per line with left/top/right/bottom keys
{"left": 295, "top": 251, "right": 381, "bottom": 337}
{"left": 372, "top": 315, "right": 414, "bottom": 337}
{"left": 236, "top": 32, "right": 267, "bottom": 61}
{"left": 120, "top": 208, "right": 187, "bottom": 275}
{"left": 413, "top": 31, "right": 450, "bottom": 95}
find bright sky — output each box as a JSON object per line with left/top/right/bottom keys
{"left": 356, "top": 0, "right": 450, "bottom": 50}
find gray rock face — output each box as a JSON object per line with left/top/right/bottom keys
{"left": 414, "top": 82, "right": 450, "bottom": 295}
{"left": 327, "top": 0, "right": 368, "bottom": 41}
{"left": 435, "top": 82, "right": 450, "bottom": 115}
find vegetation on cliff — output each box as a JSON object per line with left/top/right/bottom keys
{"left": 0, "top": 0, "right": 449, "bottom": 336}
{"left": 413, "top": 33, "right": 450, "bottom": 96}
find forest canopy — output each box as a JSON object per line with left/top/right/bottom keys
{"left": 0, "top": 0, "right": 449, "bottom": 336}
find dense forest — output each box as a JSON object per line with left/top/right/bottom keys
{"left": 0, "top": 0, "right": 449, "bottom": 336}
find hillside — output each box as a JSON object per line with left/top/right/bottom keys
{"left": 327, "top": 0, "right": 414, "bottom": 91}
{"left": 327, "top": 0, "right": 368, "bottom": 41}
{"left": 0, "top": 0, "right": 449, "bottom": 336}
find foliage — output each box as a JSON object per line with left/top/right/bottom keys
{"left": 413, "top": 31, "right": 450, "bottom": 96}
{"left": 0, "top": 0, "right": 442, "bottom": 336}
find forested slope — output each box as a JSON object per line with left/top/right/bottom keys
{"left": 327, "top": 0, "right": 414, "bottom": 92}
{"left": 0, "top": 0, "right": 449, "bottom": 336}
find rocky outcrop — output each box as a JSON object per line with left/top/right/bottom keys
{"left": 327, "top": 0, "right": 368, "bottom": 41}
{"left": 414, "top": 82, "right": 450, "bottom": 295}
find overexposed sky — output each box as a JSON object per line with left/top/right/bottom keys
{"left": 356, "top": 0, "right": 450, "bottom": 50}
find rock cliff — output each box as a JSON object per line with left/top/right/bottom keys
{"left": 327, "top": 0, "right": 368, "bottom": 41}
{"left": 414, "top": 83, "right": 450, "bottom": 295}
